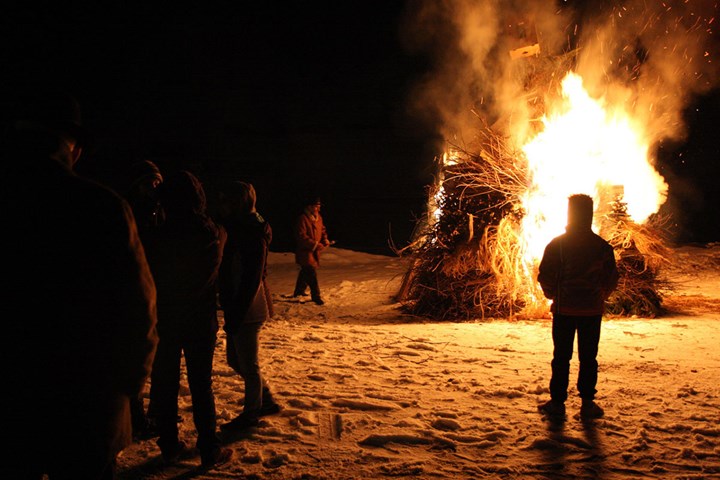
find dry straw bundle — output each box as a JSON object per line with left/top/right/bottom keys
{"left": 395, "top": 127, "right": 534, "bottom": 320}
{"left": 603, "top": 199, "right": 671, "bottom": 318}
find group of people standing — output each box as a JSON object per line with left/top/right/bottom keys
{"left": 2, "top": 86, "right": 619, "bottom": 479}
{"left": 2, "top": 88, "right": 334, "bottom": 479}
{"left": 112, "top": 150, "right": 335, "bottom": 461}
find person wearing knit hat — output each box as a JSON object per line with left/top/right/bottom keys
{"left": 2, "top": 85, "right": 91, "bottom": 157}
{"left": 292, "top": 194, "right": 333, "bottom": 305}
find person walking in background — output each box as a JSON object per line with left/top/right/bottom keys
{"left": 143, "top": 170, "right": 233, "bottom": 468}
{"left": 293, "top": 195, "right": 333, "bottom": 305}
{"left": 0, "top": 87, "right": 158, "bottom": 479}
{"left": 120, "top": 158, "right": 166, "bottom": 440}
{"left": 537, "top": 194, "right": 619, "bottom": 421}
{"left": 218, "top": 181, "right": 281, "bottom": 432}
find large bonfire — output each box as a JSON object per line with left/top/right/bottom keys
{"left": 396, "top": 1, "right": 717, "bottom": 320}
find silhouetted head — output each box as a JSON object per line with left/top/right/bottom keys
{"left": 7, "top": 87, "right": 85, "bottom": 144}
{"left": 128, "top": 160, "right": 163, "bottom": 192}
{"left": 302, "top": 193, "right": 322, "bottom": 217}
{"left": 567, "top": 194, "right": 594, "bottom": 230}
{"left": 160, "top": 170, "right": 207, "bottom": 217}
{"left": 222, "top": 181, "right": 257, "bottom": 215}
{"left": 304, "top": 194, "right": 321, "bottom": 207}
{"left": 2, "top": 86, "right": 87, "bottom": 167}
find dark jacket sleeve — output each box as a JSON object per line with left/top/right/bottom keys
{"left": 109, "top": 199, "right": 159, "bottom": 397}
{"left": 218, "top": 226, "right": 234, "bottom": 311}
{"left": 600, "top": 242, "right": 619, "bottom": 300}
{"left": 537, "top": 239, "right": 561, "bottom": 301}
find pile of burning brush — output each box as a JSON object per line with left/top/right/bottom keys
{"left": 395, "top": 130, "right": 671, "bottom": 321}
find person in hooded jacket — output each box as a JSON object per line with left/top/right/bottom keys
{"left": 120, "top": 159, "right": 166, "bottom": 439}
{"left": 217, "top": 181, "right": 281, "bottom": 432}
{"left": 0, "top": 87, "right": 158, "bottom": 479}
{"left": 143, "top": 170, "right": 233, "bottom": 468}
{"left": 537, "top": 194, "right": 619, "bottom": 421}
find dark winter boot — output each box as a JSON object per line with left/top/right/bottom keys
{"left": 538, "top": 399, "right": 566, "bottom": 420}
{"left": 258, "top": 386, "right": 281, "bottom": 416}
{"left": 580, "top": 400, "right": 604, "bottom": 419}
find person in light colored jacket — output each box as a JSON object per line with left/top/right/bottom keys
{"left": 218, "top": 181, "right": 281, "bottom": 432}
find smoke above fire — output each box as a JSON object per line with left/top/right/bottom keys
{"left": 402, "top": 0, "right": 718, "bottom": 250}
{"left": 403, "top": 0, "right": 718, "bottom": 146}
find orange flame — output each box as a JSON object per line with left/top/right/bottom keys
{"left": 519, "top": 72, "right": 668, "bottom": 262}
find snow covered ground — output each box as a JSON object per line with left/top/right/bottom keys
{"left": 117, "top": 244, "right": 720, "bottom": 479}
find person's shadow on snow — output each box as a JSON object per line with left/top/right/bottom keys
{"left": 581, "top": 417, "right": 605, "bottom": 477}
{"left": 117, "top": 429, "right": 255, "bottom": 480}
{"left": 117, "top": 456, "right": 216, "bottom": 480}
{"left": 538, "top": 415, "right": 606, "bottom": 478}
{"left": 537, "top": 416, "right": 568, "bottom": 475}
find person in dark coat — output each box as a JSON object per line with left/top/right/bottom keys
{"left": 0, "top": 88, "right": 158, "bottom": 479}
{"left": 143, "top": 170, "right": 233, "bottom": 468}
{"left": 120, "top": 159, "right": 165, "bottom": 439}
{"left": 537, "top": 194, "right": 619, "bottom": 421}
{"left": 292, "top": 195, "right": 332, "bottom": 305}
{"left": 218, "top": 181, "right": 281, "bottom": 432}
{"left": 124, "top": 159, "right": 165, "bottom": 232}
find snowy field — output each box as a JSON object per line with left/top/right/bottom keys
{"left": 117, "top": 245, "right": 720, "bottom": 479}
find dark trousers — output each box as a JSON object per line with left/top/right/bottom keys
{"left": 228, "top": 322, "right": 274, "bottom": 416}
{"left": 294, "top": 265, "right": 321, "bottom": 300}
{"left": 130, "top": 394, "right": 147, "bottom": 431}
{"left": 550, "top": 313, "right": 602, "bottom": 403}
{"left": 151, "top": 331, "right": 219, "bottom": 457}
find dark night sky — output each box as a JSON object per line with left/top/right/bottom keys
{"left": 657, "top": 90, "right": 720, "bottom": 246}
{"left": 2, "top": 2, "right": 718, "bottom": 253}
{"left": 2, "top": 3, "right": 441, "bottom": 255}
